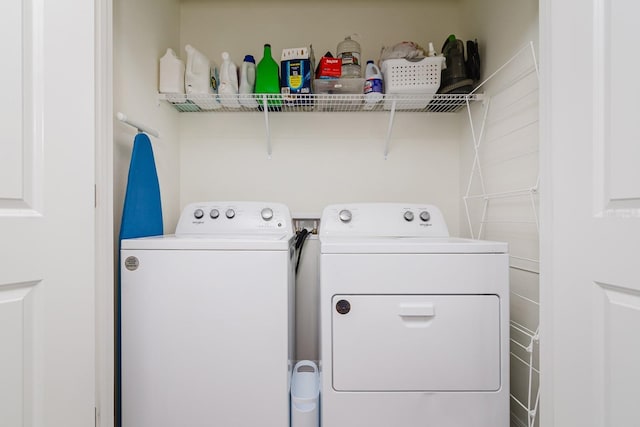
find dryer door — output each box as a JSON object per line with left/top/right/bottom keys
{"left": 331, "top": 294, "right": 501, "bottom": 392}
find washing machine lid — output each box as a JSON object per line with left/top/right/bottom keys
{"left": 320, "top": 236, "right": 507, "bottom": 254}
{"left": 121, "top": 233, "right": 294, "bottom": 251}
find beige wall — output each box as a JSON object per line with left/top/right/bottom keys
{"left": 178, "top": 113, "right": 464, "bottom": 224}
{"left": 114, "top": 0, "right": 182, "bottom": 236}
{"left": 177, "top": 0, "right": 467, "bottom": 228}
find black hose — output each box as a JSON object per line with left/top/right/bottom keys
{"left": 294, "top": 228, "right": 310, "bottom": 274}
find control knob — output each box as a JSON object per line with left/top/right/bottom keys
{"left": 261, "top": 207, "right": 274, "bottom": 221}
{"left": 404, "top": 211, "right": 414, "bottom": 222}
{"left": 225, "top": 208, "right": 236, "bottom": 219}
{"left": 339, "top": 209, "right": 352, "bottom": 223}
{"left": 193, "top": 209, "right": 204, "bottom": 219}
{"left": 210, "top": 209, "right": 220, "bottom": 219}
{"left": 420, "top": 211, "right": 431, "bottom": 222}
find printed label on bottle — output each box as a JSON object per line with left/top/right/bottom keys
{"left": 364, "top": 78, "right": 383, "bottom": 94}
{"left": 339, "top": 52, "right": 360, "bottom": 66}
{"left": 288, "top": 61, "right": 302, "bottom": 89}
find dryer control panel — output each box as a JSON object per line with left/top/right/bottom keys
{"left": 175, "top": 201, "right": 293, "bottom": 235}
{"left": 320, "top": 203, "right": 449, "bottom": 237}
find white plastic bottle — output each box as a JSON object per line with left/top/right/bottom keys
{"left": 185, "top": 44, "right": 219, "bottom": 110}
{"left": 337, "top": 35, "right": 361, "bottom": 78}
{"left": 364, "top": 60, "right": 383, "bottom": 109}
{"left": 239, "top": 55, "right": 258, "bottom": 108}
{"left": 218, "top": 52, "right": 240, "bottom": 108}
{"left": 428, "top": 42, "right": 437, "bottom": 57}
{"left": 159, "top": 48, "right": 185, "bottom": 95}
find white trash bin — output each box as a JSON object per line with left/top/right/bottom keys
{"left": 291, "top": 360, "right": 320, "bottom": 427}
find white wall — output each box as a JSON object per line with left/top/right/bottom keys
{"left": 114, "top": 0, "right": 182, "bottom": 236}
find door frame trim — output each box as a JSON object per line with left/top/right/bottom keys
{"left": 538, "top": 0, "right": 554, "bottom": 426}
{"left": 95, "top": 0, "right": 114, "bottom": 425}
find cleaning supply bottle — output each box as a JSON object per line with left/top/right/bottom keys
{"left": 239, "top": 55, "right": 258, "bottom": 108}
{"left": 255, "top": 44, "right": 282, "bottom": 107}
{"left": 159, "top": 48, "right": 185, "bottom": 94}
{"left": 364, "top": 60, "right": 383, "bottom": 109}
{"left": 428, "top": 42, "right": 437, "bottom": 57}
{"left": 185, "top": 44, "right": 219, "bottom": 110}
{"left": 218, "top": 52, "right": 240, "bottom": 108}
{"left": 336, "top": 35, "right": 361, "bottom": 78}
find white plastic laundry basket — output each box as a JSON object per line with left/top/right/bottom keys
{"left": 381, "top": 56, "right": 445, "bottom": 109}
{"left": 291, "top": 360, "right": 320, "bottom": 427}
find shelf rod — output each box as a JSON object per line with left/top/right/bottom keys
{"left": 510, "top": 352, "right": 540, "bottom": 376}
{"left": 510, "top": 320, "right": 538, "bottom": 338}
{"left": 511, "top": 291, "right": 540, "bottom": 307}
{"left": 464, "top": 185, "right": 537, "bottom": 201}
{"left": 510, "top": 338, "right": 531, "bottom": 352}
{"left": 116, "top": 112, "right": 159, "bottom": 138}
{"left": 485, "top": 85, "right": 538, "bottom": 118}
{"left": 510, "top": 255, "right": 540, "bottom": 264}
{"left": 483, "top": 118, "right": 539, "bottom": 145}
{"left": 510, "top": 393, "right": 532, "bottom": 413}
{"left": 262, "top": 96, "right": 272, "bottom": 159}
{"left": 478, "top": 149, "right": 539, "bottom": 169}
{"left": 510, "top": 265, "right": 540, "bottom": 275}
{"left": 383, "top": 100, "right": 397, "bottom": 159}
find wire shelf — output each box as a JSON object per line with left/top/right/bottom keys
{"left": 159, "top": 93, "right": 483, "bottom": 114}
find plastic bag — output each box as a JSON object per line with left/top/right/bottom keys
{"left": 379, "top": 41, "right": 426, "bottom": 63}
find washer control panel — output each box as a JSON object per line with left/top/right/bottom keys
{"left": 175, "top": 201, "right": 293, "bottom": 235}
{"left": 321, "top": 203, "right": 449, "bottom": 238}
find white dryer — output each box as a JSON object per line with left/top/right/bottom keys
{"left": 319, "top": 203, "right": 509, "bottom": 427}
{"left": 121, "top": 201, "right": 295, "bottom": 427}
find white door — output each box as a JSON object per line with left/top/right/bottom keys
{"left": 541, "top": 0, "right": 640, "bottom": 426}
{"left": 0, "top": 1, "right": 96, "bottom": 426}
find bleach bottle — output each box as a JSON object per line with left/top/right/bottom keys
{"left": 364, "top": 60, "right": 383, "bottom": 109}
{"left": 239, "top": 55, "right": 258, "bottom": 108}
{"left": 159, "top": 48, "right": 185, "bottom": 94}
{"left": 185, "top": 44, "right": 220, "bottom": 110}
{"left": 218, "top": 52, "right": 240, "bottom": 108}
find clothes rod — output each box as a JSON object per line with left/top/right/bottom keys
{"left": 117, "top": 112, "right": 160, "bottom": 138}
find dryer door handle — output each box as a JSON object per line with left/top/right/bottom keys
{"left": 398, "top": 303, "right": 435, "bottom": 318}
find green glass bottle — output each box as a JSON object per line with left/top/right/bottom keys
{"left": 255, "top": 44, "right": 282, "bottom": 107}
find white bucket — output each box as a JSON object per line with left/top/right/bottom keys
{"left": 291, "top": 360, "right": 320, "bottom": 427}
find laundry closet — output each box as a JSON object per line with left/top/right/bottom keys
{"left": 114, "top": 0, "right": 540, "bottom": 426}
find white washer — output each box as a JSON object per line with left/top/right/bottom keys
{"left": 319, "top": 203, "right": 509, "bottom": 427}
{"left": 121, "top": 201, "right": 295, "bottom": 427}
